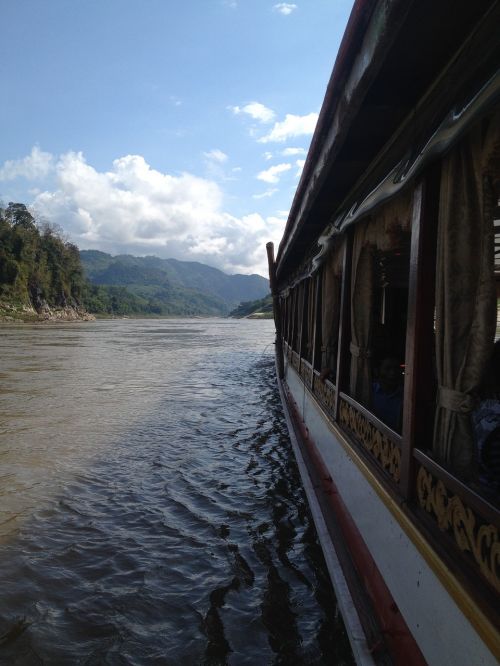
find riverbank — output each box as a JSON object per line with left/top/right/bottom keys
{"left": 0, "top": 301, "right": 95, "bottom": 323}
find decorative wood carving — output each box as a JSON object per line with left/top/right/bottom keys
{"left": 416, "top": 466, "right": 500, "bottom": 594}
{"left": 313, "top": 373, "right": 336, "bottom": 416}
{"left": 339, "top": 398, "right": 401, "bottom": 483}
{"left": 300, "top": 360, "right": 313, "bottom": 388}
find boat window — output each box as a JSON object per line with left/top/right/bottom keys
{"left": 431, "top": 110, "right": 500, "bottom": 491}
{"left": 348, "top": 194, "right": 412, "bottom": 433}
{"left": 318, "top": 242, "right": 343, "bottom": 382}
{"left": 300, "top": 277, "right": 315, "bottom": 363}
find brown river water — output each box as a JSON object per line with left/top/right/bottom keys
{"left": 0, "top": 318, "right": 353, "bottom": 665}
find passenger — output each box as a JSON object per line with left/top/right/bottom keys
{"left": 472, "top": 340, "right": 500, "bottom": 494}
{"left": 372, "top": 357, "right": 404, "bottom": 432}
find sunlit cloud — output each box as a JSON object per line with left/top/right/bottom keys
{"left": 13, "top": 148, "right": 282, "bottom": 275}
{"left": 229, "top": 101, "right": 275, "bottom": 123}
{"left": 263, "top": 151, "right": 274, "bottom": 161}
{"left": 256, "top": 163, "right": 291, "bottom": 184}
{"left": 253, "top": 188, "right": 278, "bottom": 199}
{"left": 0, "top": 146, "right": 54, "bottom": 181}
{"left": 273, "top": 3, "right": 297, "bottom": 16}
{"left": 295, "top": 159, "right": 306, "bottom": 176}
{"left": 204, "top": 149, "right": 228, "bottom": 163}
{"left": 282, "top": 146, "right": 306, "bottom": 156}
{"left": 258, "top": 112, "right": 318, "bottom": 143}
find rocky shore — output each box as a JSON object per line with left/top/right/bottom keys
{"left": 0, "top": 301, "right": 95, "bottom": 323}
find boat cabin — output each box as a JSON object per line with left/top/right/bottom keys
{"left": 269, "top": 0, "right": 500, "bottom": 663}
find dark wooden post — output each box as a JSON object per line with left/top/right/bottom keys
{"left": 266, "top": 242, "right": 285, "bottom": 379}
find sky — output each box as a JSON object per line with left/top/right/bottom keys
{"left": 0, "top": 0, "right": 354, "bottom": 277}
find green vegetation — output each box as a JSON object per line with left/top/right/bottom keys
{"left": 0, "top": 203, "right": 86, "bottom": 318}
{"left": 80, "top": 250, "right": 269, "bottom": 316}
{"left": 229, "top": 294, "right": 273, "bottom": 318}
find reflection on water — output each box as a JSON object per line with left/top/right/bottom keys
{"left": 0, "top": 319, "right": 353, "bottom": 664}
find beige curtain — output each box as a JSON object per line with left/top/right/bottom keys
{"left": 321, "top": 242, "right": 343, "bottom": 373}
{"left": 349, "top": 244, "right": 374, "bottom": 405}
{"left": 349, "top": 192, "right": 412, "bottom": 406}
{"left": 306, "top": 277, "right": 316, "bottom": 362}
{"left": 296, "top": 282, "right": 306, "bottom": 353}
{"left": 433, "top": 113, "right": 500, "bottom": 477}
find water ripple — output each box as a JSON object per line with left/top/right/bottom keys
{"left": 0, "top": 319, "right": 353, "bottom": 665}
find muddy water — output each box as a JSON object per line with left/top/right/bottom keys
{"left": 0, "top": 319, "right": 352, "bottom": 665}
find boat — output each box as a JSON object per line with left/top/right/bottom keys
{"left": 267, "top": 1, "right": 500, "bottom": 663}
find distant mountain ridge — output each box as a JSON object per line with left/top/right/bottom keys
{"left": 80, "top": 250, "right": 269, "bottom": 315}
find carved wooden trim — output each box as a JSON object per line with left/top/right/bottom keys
{"left": 300, "top": 359, "right": 314, "bottom": 388}
{"left": 416, "top": 466, "right": 500, "bottom": 594}
{"left": 338, "top": 398, "right": 401, "bottom": 483}
{"left": 312, "top": 370, "right": 336, "bottom": 417}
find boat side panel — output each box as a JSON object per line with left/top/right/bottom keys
{"left": 285, "top": 363, "right": 498, "bottom": 666}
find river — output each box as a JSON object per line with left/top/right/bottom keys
{"left": 0, "top": 318, "right": 352, "bottom": 665}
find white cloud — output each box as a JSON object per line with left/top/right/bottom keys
{"left": 282, "top": 146, "right": 306, "bottom": 156}
{"left": 27, "top": 149, "right": 281, "bottom": 275}
{"left": 295, "top": 159, "right": 306, "bottom": 176}
{"left": 0, "top": 146, "right": 54, "bottom": 181}
{"left": 259, "top": 112, "right": 318, "bottom": 143}
{"left": 253, "top": 188, "right": 278, "bottom": 199}
{"left": 263, "top": 151, "right": 273, "bottom": 161}
{"left": 229, "top": 101, "right": 275, "bottom": 123}
{"left": 273, "top": 3, "right": 297, "bottom": 15}
{"left": 256, "top": 163, "right": 292, "bottom": 184}
{"left": 204, "top": 149, "right": 228, "bottom": 163}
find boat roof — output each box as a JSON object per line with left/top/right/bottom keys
{"left": 275, "top": 0, "right": 500, "bottom": 280}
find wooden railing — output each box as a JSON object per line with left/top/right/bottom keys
{"left": 281, "top": 338, "right": 500, "bottom": 615}
{"left": 338, "top": 393, "right": 402, "bottom": 485}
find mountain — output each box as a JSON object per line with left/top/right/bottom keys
{"left": 80, "top": 250, "right": 269, "bottom": 316}
{"left": 229, "top": 295, "right": 273, "bottom": 319}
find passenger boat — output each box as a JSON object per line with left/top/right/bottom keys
{"left": 267, "top": 1, "right": 500, "bottom": 663}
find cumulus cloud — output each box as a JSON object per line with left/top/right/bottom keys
{"left": 282, "top": 146, "right": 306, "bottom": 156}
{"left": 204, "top": 149, "right": 228, "bottom": 163}
{"left": 273, "top": 3, "right": 297, "bottom": 15}
{"left": 229, "top": 101, "right": 275, "bottom": 123}
{"left": 256, "top": 163, "right": 292, "bottom": 184}
{"left": 259, "top": 112, "right": 318, "bottom": 143}
{"left": 295, "top": 159, "right": 306, "bottom": 176}
{"left": 25, "top": 149, "right": 282, "bottom": 275}
{"left": 253, "top": 188, "right": 278, "bottom": 199}
{"left": 263, "top": 151, "right": 273, "bottom": 161}
{"left": 0, "top": 146, "right": 54, "bottom": 181}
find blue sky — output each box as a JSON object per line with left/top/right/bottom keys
{"left": 0, "top": 0, "right": 353, "bottom": 276}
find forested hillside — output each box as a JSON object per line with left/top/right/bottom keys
{"left": 0, "top": 203, "right": 88, "bottom": 319}
{"left": 80, "top": 250, "right": 269, "bottom": 314}
{"left": 229, "top": 295, "right": 273, "bottom": 318}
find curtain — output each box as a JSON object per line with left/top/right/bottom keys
{"left": 306, "top": 277, "right": 316, "bottom": 362}
{"left": 433, "top": 113, "right": 500, "bottom": 477}
{"left": 321, "top": 242, "right": 343, "bottom": 374}
{"left": 349, "top": 244, "right": 374, "bottom": 405}
{"left": 349, "top": 191, "right": 412, "bottom": 406}
{"left": 296, "top": 282, "right": 305, "bottom": 353}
